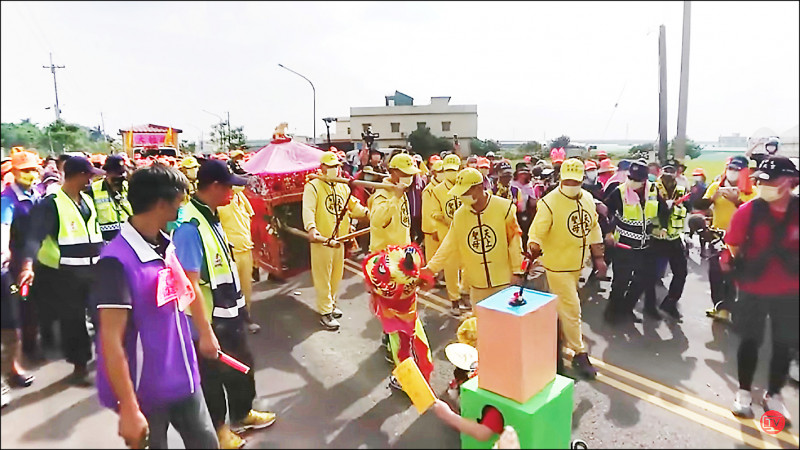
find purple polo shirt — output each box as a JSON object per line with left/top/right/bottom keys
{"left": 92, "top": 221, "right": 201, "bottom": 415}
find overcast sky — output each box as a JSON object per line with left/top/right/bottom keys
{"left": 2, "top": 1, "right": 798, "bottom": 144}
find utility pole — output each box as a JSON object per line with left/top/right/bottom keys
{"left": 100, "top": 112, "right": 106, "bottom": 137}
{"left": 226, "top": 111, "right": 231, "bottom": 151}
{"left": 42, "top": 52, "right": 65, "bottom": 122}
{"left": 675, "top": 1, "right": 691, "bottom": 161}
{"left": 657, "top": 24, "right": 668, "bottom": 165}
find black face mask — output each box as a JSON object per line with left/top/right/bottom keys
{"left": 109, "top": 176, "right": 125, "bottom": 190}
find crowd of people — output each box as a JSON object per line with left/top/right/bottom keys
{"left": 0, "top": 140, "right": 797, "bottom": 448}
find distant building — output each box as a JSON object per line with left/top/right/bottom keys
{"left": 344, "top": 91, "right": 478, "bottom": 155}
{"left": 718, "top": 133, "right": 747, "bottom": 147}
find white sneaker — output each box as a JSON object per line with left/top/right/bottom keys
{"left": 320, "top": 314, "right": 340, "bottom": 331}
{"left": 763, "top": 392, "right": 793, "bottom": 426}
{"left": 732, "top": 389, "right": 753, "bottom": 418}
{"left": 247, "top": 322, "right": 261, "bottom": 334}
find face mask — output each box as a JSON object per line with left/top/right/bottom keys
{"left": 618, "top": 170, "right": 628, "bottom": 178}
{"left": 460, "top": 194, "right": 476, "bottom": 207}
{"left": 479, "top": 168, "right": 489, "bottom": 177}
{"left": 325, "top": 167, "right": 339, "bottom": 178}
{"left": 648, "top": 174, "right": 657, "bottom": 183}
{"left": 560, "top": 185, "right": 581, "bottom": 197}
{"left": 693, "top": 176, "right": 704, "bottom": 183}
{"left": 626, "top": 180, "right": 644, "bottom": 190}
{"left": 16, "top": 171, "right": 39, "bottom": 188}
{"left": 398, "top": 176, "right": 413, "bottom": 187}
{"left": 444, "top": 171, "right": 458, "bottom": 183}
{"left": 186, "top": 168, "right": 198, "bottom": 180}
{"left": 726, "top": 170, "right": 740, "bottom": 183}
{"left": 585, "top": 171, "right": 597, "bottom": 182}
{"left": 109, "top": 176, "right": 125, "bottom": 189}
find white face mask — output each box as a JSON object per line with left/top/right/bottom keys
{"left": 758, "top": 185, "right": 782, "bottom": 202}
{"left": 325, "top": 167, "right": 339, "bottom": 178}
{"left": 398, "top": 176, "right": 413, "bottom": 187}
{"left": 585, "top": 171, "right": 597, "bottom": 182}
{"left": 626, "top": 180, "right": 644, "bottom": 190}
{"left": 560, "top": 185, "right": 581, "bottom": 197}
{"left": 479, "top": 168, "right": 489, "bottom": 177}
{"left": 460, "top": 194, "right": 476, "bottom": 207}
{"left": 726, "top": 169, "right": 740, "bottom": 183}
{"left": 693, "top": 176, "right": 704, "bottom": 183}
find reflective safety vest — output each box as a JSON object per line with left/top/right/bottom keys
{"left": 91, "top": 179, "right": 132, "bottom": 241}
{"left": 36, "top": 188, "right": 103, "bottom": 269}
{"left": 613, "top": 183, "right": 659, "bottom": 249}
{"left": 651, "top": 184, "right": 687, "bottom": 241}
{"left": 179, "top": 201, "right": 245, "bottom": 321}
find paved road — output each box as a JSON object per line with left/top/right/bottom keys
{"left": 1, "top": 238, "right": 798, "bottom": 448}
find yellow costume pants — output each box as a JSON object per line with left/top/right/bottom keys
{"left": 545, "top": 270, "right": 585, "bottom": 354}
{"left": 233, "top": 249, "right": 254, "bottom": 313}
{"left": 424, "top": 233, "right": 439, "bottom": 263}
{"left": 310, "top": 243, "right": 344, "bottom": 315}
{"left": 469, "top": 285, "right": 507, "bottom": 308}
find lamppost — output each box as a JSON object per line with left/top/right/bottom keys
{"left": 278, "top": 63, "right": 315, "bottom": 145}
{"left": 322, "top": 117, "right": 337, "bottom": 147}
{"left": 202, "top": 109, "right": 229, "bottom": 152}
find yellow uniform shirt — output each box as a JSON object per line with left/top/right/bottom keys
{"left": 368, "top": 187, "right": 410, "bottom": 253}
{"left": 428, "top": 195, "right": 524, "bottom": 289}
{"left": 702, "top": 181, "right": 758, "bottom": 231}
{"left": 218, "top": 190, "right": 255, "bottom": 252}
{"left": 529, "top": 188, "right": 603, "bottom": 272}
{"left": 421, "top": 182, "right": 438, "bottom": 235}
{"left": 431, "top": 180, "right": 462, "bottom": 240}
{"left": 302, "top": 178, "right": 368, "bottom": 238}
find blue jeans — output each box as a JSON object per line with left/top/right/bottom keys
{"left": 144, "top": 390, "right": 219, "bottom": 449}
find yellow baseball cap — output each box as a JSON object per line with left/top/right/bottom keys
{"left": 181, "top": 156, "right": 199, "bottom": 169}
{"left": 388, "top": 153, "right": 421, "bottom": 175}
{"left": 431, "top": 160, "right": 444, "bottom": 172}
{"left": 447, "top": 167, "right": 484, "bottom": 197}
{"left": 320, "top": 151, "right": 342, "bottom": 166}
{"left": 442, "top": 154, "right": 461, "bottom": 171}
{"left": 560, "top": 158, "right": 585, "bottom": 182}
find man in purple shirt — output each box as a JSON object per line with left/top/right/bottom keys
{"left": 91, "top": 164, "right": 219, "bottom": 448}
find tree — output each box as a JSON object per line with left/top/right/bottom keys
{"left": 210, "top": 120, "right": 248, "bottom": 152}
{"left": 549, "top": 135, "right": 570, "bottom": 149}
{"left": 181, "top": 139, "right": 197, "bottom": 153}
{"left": 627, "top": 139, "right": 702, "bottom": 162}
{"left": 1, "top": 119, "right": 44, "bottom": 150}
{"left": 469, "top": 138, "right": 501, "bottom": 156}
{"left": 407, "top": 124, "right": 453, "bottom": 159}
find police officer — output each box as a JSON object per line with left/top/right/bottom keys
{"left": 173, "top": 160, "right": 275, "bottom": 448}
{"left": 25, "top": 156, "right": 105, "bottom": 385}
{"left": 642, "top": 162, "right": 688, "bottom": 320}
{"left": 303, "top": 151, "right": 368, "bottom": 331}
{"left": 87, "top": 155, "right": 132, "bottom": 242}
{"left": 602, "top": 160, "right": 661, "bottom": 324}
{"left": 422, "top": 168, "right": 524, "bottom": 307}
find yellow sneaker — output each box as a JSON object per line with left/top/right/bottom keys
{"left": 231, "top": 410, "right": 277, "bottom": 433}
{"left": 217, "top": 425, "right": 246, "bottom": 449}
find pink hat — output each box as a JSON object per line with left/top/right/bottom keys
{"left": 598, "top": 158, "right": 616, "bottom": 173}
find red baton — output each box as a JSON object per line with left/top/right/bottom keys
{"left": 616, "top": 242, "right": 632, "bottom": 250}
{"left": 218, "top": 351, "right": 251, "bottom": 374}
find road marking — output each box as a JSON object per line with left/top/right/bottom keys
{"left": 414, "top": 280, "right": 798, "bottom": 448}
{"left": 589, "top": 356, "right": 800, "bottom": 446}
{"left": 597, "top": 373, "right": 782, "bottom": 449}
{"left": 342, "top": 264, "right": 450, "bottom": 314}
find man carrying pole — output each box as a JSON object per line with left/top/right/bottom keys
{"left": 368, "top": 153, "right": 419, "bottom": 253}
{"left": 303, "top": 151, "right": 369, "bottom": 331}
{"left": 430, "top": 154, "right": 464, "bottom": 315}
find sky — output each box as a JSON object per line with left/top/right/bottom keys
{"left": 1, "top": 1, "right": 798, "bottom": 144}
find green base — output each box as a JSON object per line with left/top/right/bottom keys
{"left": 460, "top": 375, "right": 574, "bottom": 449}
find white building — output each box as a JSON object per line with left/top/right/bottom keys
{"left": 335, "top": 91, "right": 478, "bottom": 155}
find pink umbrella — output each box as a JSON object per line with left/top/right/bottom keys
{"left": 242, "top": 138, "right": 325, "bottom": 175}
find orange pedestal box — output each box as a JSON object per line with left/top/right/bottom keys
{"left": 476, "top": 286, "right": 558, "bottom": 404}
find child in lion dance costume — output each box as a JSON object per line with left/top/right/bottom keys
{"left": 362, "top": 244, "right": 435, "bottom": 389}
